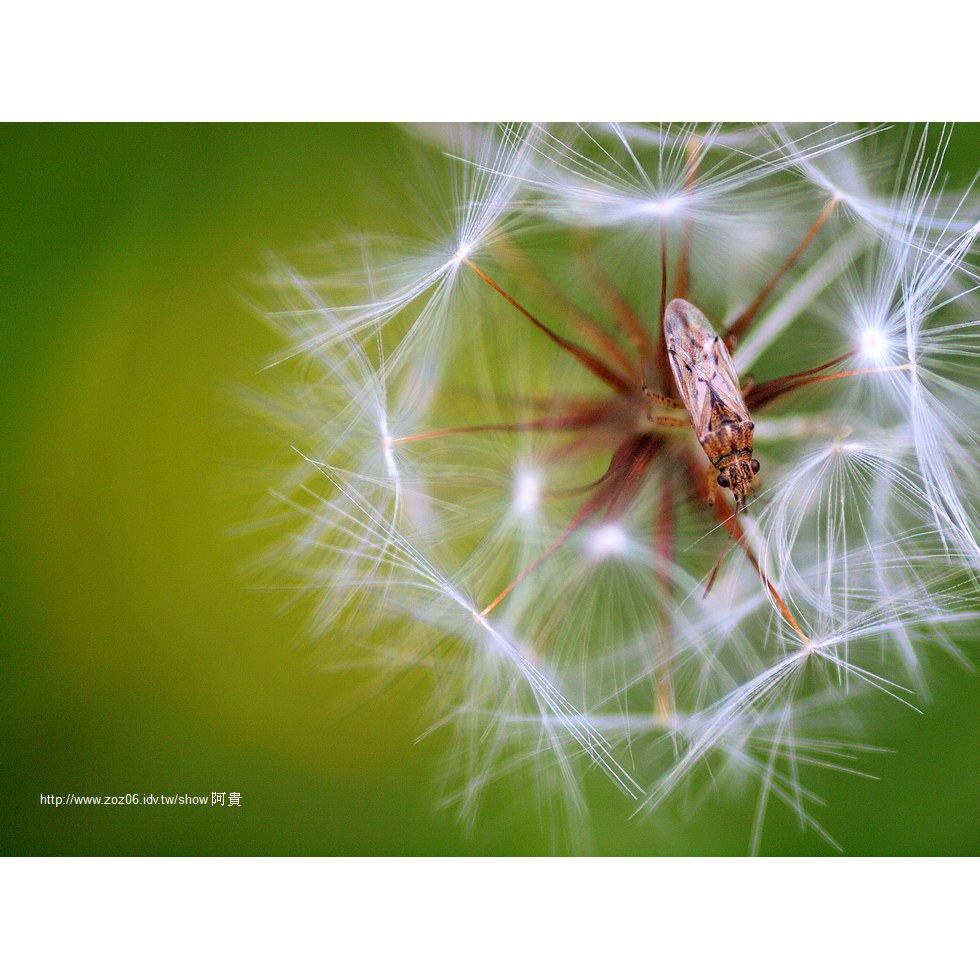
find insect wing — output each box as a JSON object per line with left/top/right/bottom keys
{"left": 708, "top": 335, "right": 750, "bottom": 420}
{"left": 664, "top": 317, "right": 709, "bottom": 428}
{"left": 664, "top": 300, "right": 749, "bottom": 439}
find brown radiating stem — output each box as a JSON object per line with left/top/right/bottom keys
{"left": 654, "top": 223, "right": 674, "bottom": 394}
{"left": 659, "top": 223, "right": 669, "bottom": 334}
{"left": 571, "top": 229, "right": 657, "bottom": 386}
{"left": 727, "top": 515, "right": 809, "bottom": 643}
{"left": 748, "top": 360, "right": 912, "bottom": 411}
{"left": 690, "top": 456, "right": 810, "bottom": 643}
{"left": 464, "top": 259, "right": 633, "bottom": 395}
{"left": 653, "top": 471, "right": 676, "bottom": 720}
{"left": 479, "top": 526, "right": 576, "bottom": 617}
{"left": 495, "top": 236, "right": 637, "bottom": 379}
{"left": 703, "top": 495, "right": 742, "bottom": 598}
{"left": 746, "top": 349, "right": 855, "bottom": 410}
{"left": 390, "top": 404, "right": 614, "bottom": 445}
{"left": 671, "top": 135, "right": 700, "bottom": 302}
{"left": 602, "top": 436, "right": 663, "bottom": 518}
{"left": 547, "top": 463, "right": 631, "bottom": 499}
{"left": 480, "top": 434, "right": 663, "bottom": 617}
{"left": 725, "top": 198, "right": 838, "bottom": 347}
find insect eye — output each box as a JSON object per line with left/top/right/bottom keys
{"left": 717, "top": 473, "right": 730, "bottom": 489}
{"left": 750, "top": 459, "right": 761, "bottom": 475}
{"left": 747, "top": 421, "right": 755, "bottom": 431}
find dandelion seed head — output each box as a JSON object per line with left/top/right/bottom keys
{"left": 256, "top": 122, "right": 980, "bottom": 852}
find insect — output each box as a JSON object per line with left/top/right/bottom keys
{"left": 663, "top": 298, "right": 760, "bottom": 505}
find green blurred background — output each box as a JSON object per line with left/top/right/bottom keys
{"left": 1, "top": 123, "right": 976, "bottom": 855}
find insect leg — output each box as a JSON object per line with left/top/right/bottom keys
{"left": 643, "top": 387, "right": 685, "bottom": 411}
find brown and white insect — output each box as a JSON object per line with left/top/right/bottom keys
{"left": 662, "top": 298, "right": 760, "bottom": 505}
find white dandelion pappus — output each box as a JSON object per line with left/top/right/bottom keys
{"left": 257, "top": 123, "right": 980, "bottom": 853}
